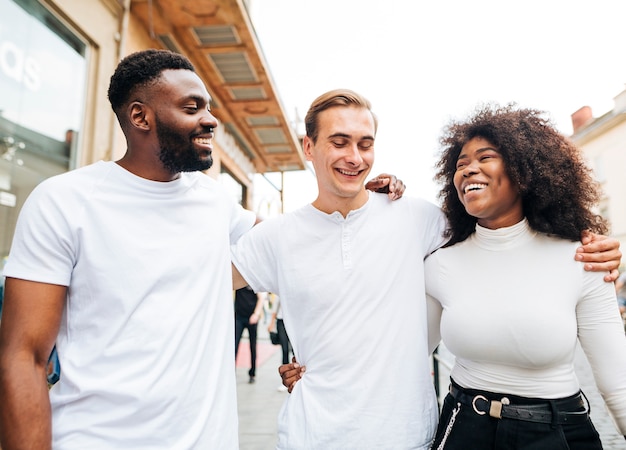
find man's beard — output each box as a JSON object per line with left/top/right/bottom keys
{"left": 156, "top": 118, "right": 213, "bottom": 173}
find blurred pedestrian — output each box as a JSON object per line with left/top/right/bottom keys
{"left": 268, "top": 295, "right": 291, "bottom": 392}
{"left": 234, "top": 287, "right": 265, "bottom": 383}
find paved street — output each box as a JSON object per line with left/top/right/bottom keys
{"left": 237, "top": 331, "right": 625, "bottom": 449}
{"left": 573, "top": 344, "right": 626, "bottom": 449}
{"left": 236, "top": 327, "right": 287, "bottom": 450}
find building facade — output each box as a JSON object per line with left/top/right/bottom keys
{"left": 570, "top": 87, "right": 626, "bottom": 256}
{"left": 0, "top": 0, "right": 304, "bottom": 277}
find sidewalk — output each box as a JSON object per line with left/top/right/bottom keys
{"left": 236, "top": 329, "right": 287, "bottom": 450}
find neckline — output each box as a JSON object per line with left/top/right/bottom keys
{"left": 472, "top": 218, "right": 535, "bottom": 250}
{"left": 308, "top": 192, "right": 372, "bottom": 221}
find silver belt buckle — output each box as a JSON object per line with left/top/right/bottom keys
{"left": 472, "top": 395, "right": 488, "bottom": 415}
{"left": 472, "top": 395, "right": 510, "bottom": 418}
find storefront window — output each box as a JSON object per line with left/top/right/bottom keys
{"left": 0, "top": 0, "right": 87, "bottom": 299}
{"left": 220, "top": 167, "right": 246, "bottom": 207}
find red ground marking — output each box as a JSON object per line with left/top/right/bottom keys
{"left": 236, "top": 341, "right": 279, "bottom": 368}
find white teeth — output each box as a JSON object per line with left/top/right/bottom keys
{"left": 194, "top": 137, "right": 211, "bottom": 145}
{"left": 338, "top": 169, "right": 359, "bottom": 176}
{"left": 464, "top": 183, "right": 486, "bottom": 194}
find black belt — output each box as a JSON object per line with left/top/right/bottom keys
{"left": 449, "top": 384, "right": 589, "bottom": 425}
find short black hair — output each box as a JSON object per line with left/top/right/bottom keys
{"left": 107, "top": 49, "right": 195, "bottom": 114}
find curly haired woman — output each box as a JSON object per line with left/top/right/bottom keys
{"left": 425, "top": 104, "right": 626, "bottom": 449}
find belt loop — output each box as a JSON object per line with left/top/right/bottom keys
{"left": 580, "top": 390, "right": 591, "bottom": 415}
{"left": 549, "top": 400, "right": 558, "bottom": 429}
{"left": 489, "top": 400, "right": 503, "bottom": 419}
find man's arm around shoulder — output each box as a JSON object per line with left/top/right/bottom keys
{"left": 576, "top": 232, "right": 622, "bottom": 282}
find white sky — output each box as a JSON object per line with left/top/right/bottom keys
{"left": 248, "top": 0, "right": 626, "bottom": 213}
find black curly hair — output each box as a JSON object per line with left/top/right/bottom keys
{"left": 435, "top": 103, "right": 608, "bottom": 246}
{"left": 107, "top": 49, "right": 195, "bottom": 115}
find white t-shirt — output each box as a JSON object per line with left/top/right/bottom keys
{"left": 232, "top": 193, "right": 447, "bottom": 450}
{"left": 425, "top": 219, "right": 626, "bottom": 434}
{"left": 4, "top": 161, "right": 256, "bottom": 449}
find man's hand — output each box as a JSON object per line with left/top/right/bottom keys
{"left": 278, "top": 357, "right": 305, "bottom": 393}
{"left": 365, "top": 173, "right": 405, "bottom": 201}
{"left": 576, "top": 231, "right": 622, "bottom": 282}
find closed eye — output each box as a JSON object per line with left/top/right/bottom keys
{"left": 331, "top": 138, "right": 349, "bottom": 148}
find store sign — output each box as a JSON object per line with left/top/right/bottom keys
{"left": 0, "top": 40, "right": 41, "bottom": 92}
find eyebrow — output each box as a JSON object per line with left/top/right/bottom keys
{"left": 458, "top": 146, "right": 498, "bottom": 158}
{"left": 181, "top": 94, "right": 211, "bottom": 105}
{"left": 328, "top": 132, "right": 375, "bottom": 140}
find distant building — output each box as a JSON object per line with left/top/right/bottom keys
{"left": 570, "top": 86, "right": 626, "bottom": 256}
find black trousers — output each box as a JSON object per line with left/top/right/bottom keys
{"left": 431, "top": 381, "right": 602, "bottom": 450}
{"left": 276, "top": 318, "right": 291, "bottom": 365}
{"left": 234, "top": 314, "right": 258, "bottom": 377}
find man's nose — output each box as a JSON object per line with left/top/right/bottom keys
{"left": 201, "top": 110, "right": 219, "bottom": 129}
{"left": 345, "top": 144, "right": 363, "bottom": 165}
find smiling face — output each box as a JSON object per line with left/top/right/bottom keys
{"left": 453, "top": 136, "right": 523, "bottom": 229}
{"left": 303, "top": 105, "right": 375, "bottom": 215}
{"left": 152, "top": 69, "right": 218, "bottom": 173}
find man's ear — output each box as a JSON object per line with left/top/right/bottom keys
{"left": 303, "top": 135, "right": 313, "bottom": 161}
{"left": 128, "top": 101, "right": 151, "bottom": 131}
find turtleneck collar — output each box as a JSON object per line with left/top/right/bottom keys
{"left": 471, "top": 218, "right": 535, "bottom": 250}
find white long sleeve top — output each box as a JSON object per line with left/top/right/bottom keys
{"left": 425, "top": 219, "right": 626, "bottom": 434}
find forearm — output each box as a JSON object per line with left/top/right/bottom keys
{"left": 253, "top": 295, "right": 264, "bottom": 317}
{"left": 0, "top": 357, "right": 52, "bottom": 449}
{"left": 0, "top": 278, "right": 64, "bottom": 449}
{"left": 577, "top": 281, "right": 626, "bottom": 434}
{"left": 268, "top": 313, "right": 277, "bottom": 329}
